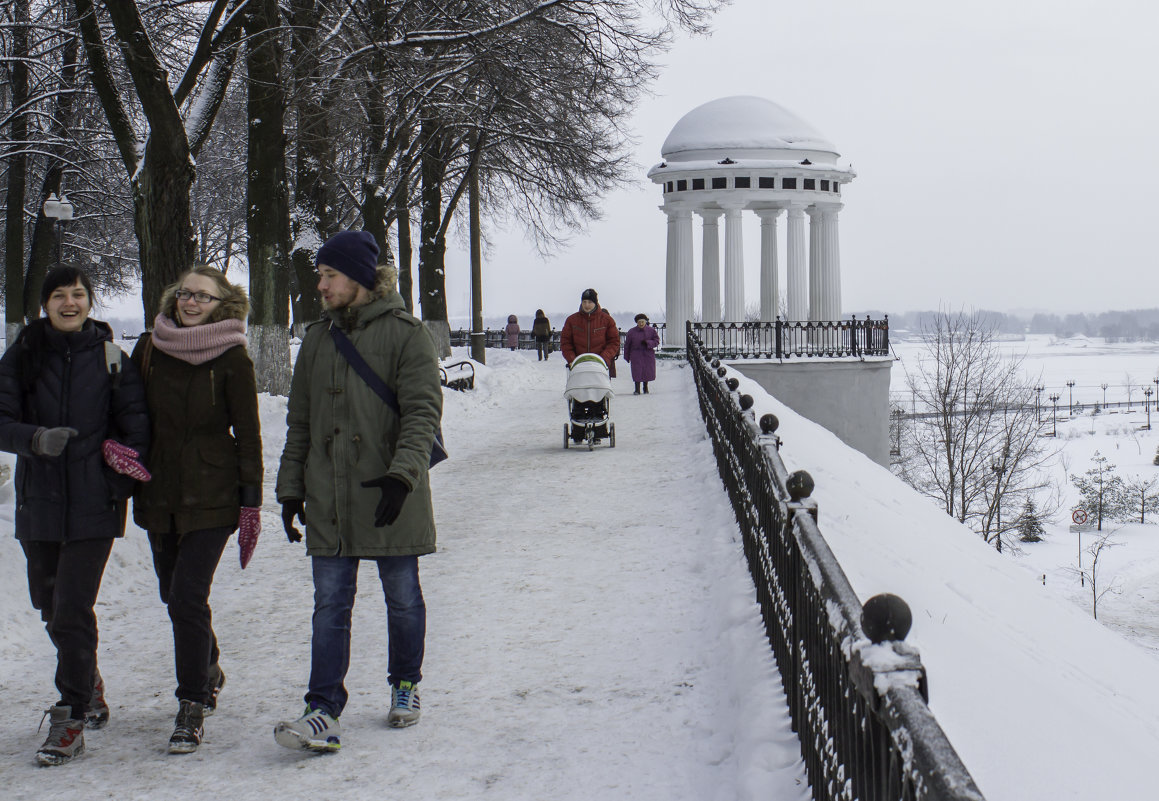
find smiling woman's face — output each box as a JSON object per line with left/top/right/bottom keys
{"left": 44, "top": 280, "right": 91, "bottom": 333}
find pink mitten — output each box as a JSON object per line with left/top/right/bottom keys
{"left": 102, "top": 440, "right": 152, "bottom": 481}
{"left": 238, "top": 507, "right": 261, "bottom": 569}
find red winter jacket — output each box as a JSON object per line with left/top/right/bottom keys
{"left": 560, "top": 305, "right": 620, "bottom": 367}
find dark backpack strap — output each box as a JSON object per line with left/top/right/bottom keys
{"left": 328, "top": 322, "right": 448, "bottom": 468}
{"left": 329, "top": 323, "right": 401, "bottom": 414}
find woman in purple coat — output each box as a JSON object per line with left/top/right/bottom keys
{"left": 504, "top": 315, "right": 520, "bottom": 350}
{"left": 623, "top": 313, "right": 660, "bottom": 394}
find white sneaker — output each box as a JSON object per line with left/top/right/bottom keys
{"left": 274, "top": 706, "right": 341, "bottom": 752}
{"left": 387, "top": 681, "right": 421, "bottom": 728}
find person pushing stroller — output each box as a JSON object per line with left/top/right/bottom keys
{"left": 560, "top": 289, "right": 620, "bottom": 370}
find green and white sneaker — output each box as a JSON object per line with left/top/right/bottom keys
{"left": 274, "top": 706, "right": 341, "bottom": 752}
{"left": 168, "top": 700, "right": 205, "bottom": 754}
{"left": 387, "top": 681, "right": 421, "bottom": 728}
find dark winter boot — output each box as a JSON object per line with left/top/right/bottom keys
{"left": 168, "top": 700, "right": 205, "bottom": 754}
{"left": 643, "top": 383, "right": 649, "bottom": 394}
{"left": 633, "top": 382, "right": 641, "bottom": 395}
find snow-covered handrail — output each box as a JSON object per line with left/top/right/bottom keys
{"left": 686, "top": 322, "right": 985, "bottom": 801}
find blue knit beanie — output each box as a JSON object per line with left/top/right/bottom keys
{"left": 316, "top": 230, "right": 379, "bottom": 289}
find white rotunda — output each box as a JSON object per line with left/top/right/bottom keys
{"left": 648, "top": 96, "right": 855, "bottom": 349}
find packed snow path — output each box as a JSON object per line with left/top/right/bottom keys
{"left": 0, "top": 352, "right": 809, "bottom": 801}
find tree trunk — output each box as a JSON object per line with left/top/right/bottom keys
{"left": 244, "top": 0, "right": 291, "bottom": 395}
{"left": 134, "top": 153, "right": 196, "bottom": 328}
{"left": 4, "top": 0, "right": 30, "bottom": 342}
{"left": 418, "top": 118, "right": 450, "bottom": 357}
{"left": 287, "top": 0, "right": 328, "bottom": 328}
{"left": 396, "top": 193, "right": 414, "bottom": 314}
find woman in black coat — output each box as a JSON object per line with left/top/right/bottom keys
{"left": 0, "top": 266, "right": 150, "bottom": 766}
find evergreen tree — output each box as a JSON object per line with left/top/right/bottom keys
{"left": 1018, "top": 498, "right": 1046, "bottom": 542}
{"left": 1070, "top": 452, "right": 1125, "bottom": 531}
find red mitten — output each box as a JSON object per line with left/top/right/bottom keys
{"left": 102, "top": 440, "right": 152, "bottom": 481}
{"left": 238, "top": 507, "right": 261, "bottom": 569}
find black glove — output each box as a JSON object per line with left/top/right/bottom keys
{"left": 31, "top": 426, "right": 78, "bottom": 457}
{"left": 281, "top": 499, "right": 305, "bottom": 543}
{"left": 360, "top": 476, "right": 409, "bottom": 527}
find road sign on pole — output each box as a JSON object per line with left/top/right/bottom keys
{"left": 1072, "top": 509, "right": 1089, "bottom": 525}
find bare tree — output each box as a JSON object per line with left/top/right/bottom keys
{"left": 1070, "top": 530, "right": 1122, "bottom": 620}
{"left": 895, "top": 309, "right": 1059, "bottom": 549}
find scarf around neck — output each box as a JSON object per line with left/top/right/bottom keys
{"left": 151, "top": 313, "right": 247, "bottom": 365}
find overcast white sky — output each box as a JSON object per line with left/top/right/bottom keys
{"left": 436, "top": 0, "right": 1159, "bottom": 322}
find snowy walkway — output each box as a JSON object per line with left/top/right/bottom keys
{"left": 0, "top": 352, "right": 809, "bottom": 801}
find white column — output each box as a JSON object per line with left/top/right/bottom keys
{"left": 823, "top": 204, "right": 843, "bottom": 320}
{"left": 807, "top": 206, "right": 823, "bottom": 321}
{"left": 723, "top": 205, "right": 745, "bottom": 321}
{"left": 755, "top": 209, "right": 783, "bottom": 321}
{"left": 665, "top": 208, "right": 694, "bottom": 349}
{"left": 665, "top": 208, "right": 678, "bottom": 342}
{"left": 698, "top": 209, "right": 723, "bottom": 323}
{"left": 786, "top": 205, "right": 807, "bottom": 322}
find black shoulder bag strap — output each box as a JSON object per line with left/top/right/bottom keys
{"left": 328, "top": 323, "right": 448, "bottom": 468}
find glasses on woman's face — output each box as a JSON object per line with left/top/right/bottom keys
{"left": 175, "top": 289, "right": 222, "bottom": 304}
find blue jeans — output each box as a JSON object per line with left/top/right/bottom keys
{"left": 306, "top": 555, "right": 426, "bottom": 718}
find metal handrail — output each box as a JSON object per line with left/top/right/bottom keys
{"left": 449, "top": 323, "right": 668, "bottom": 351}
{"left": 691, "top": 317, "right": 889, "bottom": 359}
{"left": 686, "top": 321, "right": 985, "bottom": 801}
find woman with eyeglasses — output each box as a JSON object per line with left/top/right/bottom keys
{"left": 130, "top": 264, "right": 263, "bottom": 754}
{"left": 0, "top": 265, "right": 150, "bottom": 766}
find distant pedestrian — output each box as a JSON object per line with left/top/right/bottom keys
{"left": 561, "top": 289, "right": 620, "bottom": 374}
{"left": 0, "top": 265, "right": 150, "bottom": 766}
{"left": 131, "top": 264, "right": 263, "bottom": 755}
{"left": 532, "top": 310, "right": 552, "bottom": 361}
{"left": 274, "top": 229, "right": 442, "bottom": 752}
{"left": 505, "top": 314, "right": 520, "bottom": 350}
{"left": 624, "top": 313, "right": 660, "bottom": 394}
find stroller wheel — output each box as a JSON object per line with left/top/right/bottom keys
{"left": 609, "top": 423, "right": 616, "bottom": 448}
{"left": 563, "top": 424, "right": 570, "bottom": 449}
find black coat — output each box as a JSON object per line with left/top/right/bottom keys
{"left": 0, "top": 318, "right": 150, "bottom": 542}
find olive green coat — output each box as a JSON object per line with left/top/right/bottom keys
{"left": 130, "top": 336, "right": 263, "bottom": 535}
{"left": 276, "top": 286, "right": 442, "bottom": 557}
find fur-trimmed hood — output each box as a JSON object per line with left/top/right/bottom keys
{"left": 158, "top": 276, "right": 250, "bottom": 325}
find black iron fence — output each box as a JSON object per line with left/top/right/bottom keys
{"left": 687, "top": 322, "right": 985, "bottom": 801}
{"left": 691, "top": 317, "right": 889, "bottom": 359}
{"left": 449, "top": 323, "right": 669, "bottom": 352}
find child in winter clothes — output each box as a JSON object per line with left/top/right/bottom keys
{"left": 505, "top": 315, "right": 520, "bottom": 350}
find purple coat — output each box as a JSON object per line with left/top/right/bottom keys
{"left": 505, "top": 316, "right": 520, "bottom": 348}
{"left": 623, "top": 324, "right": 659, "bottom": 382}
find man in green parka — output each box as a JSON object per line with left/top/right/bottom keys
{"left": 273, "top": 230, "right": 442, "bottom": 752}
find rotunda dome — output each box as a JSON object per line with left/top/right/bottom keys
{"left": 661, "top": 96, "right": 838, "bottom": 163}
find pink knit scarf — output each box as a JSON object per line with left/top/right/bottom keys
{"left": 150, "top": 313, "right": 248, "bottom": 365}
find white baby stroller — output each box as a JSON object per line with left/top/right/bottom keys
{"left": 563, "top": 354, "right": 615, "bottom": 449}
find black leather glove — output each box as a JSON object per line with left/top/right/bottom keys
{"left": 281, "top": 499, "right": 305, "bottom": 542}
{"left": 360, "top": 476, "right": 409, "bottom": 527}
{"left": 32, "top": 426, "right": 78, "bottom": 457}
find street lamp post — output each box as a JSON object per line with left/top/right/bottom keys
{"left": 1066, "top": 380, "right": 1076, "bottom": 414}
{"left": 42, "top": 192, "right": 74, "bottom": 266}
{"left": 991, "top": 449, "right": 1009, "bottom": 553}
{"left": 1145, "top": 387, "right": 1154, "bottom": 430}
{"left": 1035, "top": 385, "right": 1044, "bottom": 423}
{"left": 1049, "top": 393, "right": 1061, "bottom": 437}
{"left": 1101, "top": 383, "right": 1108, "bottom": 410}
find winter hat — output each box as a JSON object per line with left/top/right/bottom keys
{"left": 316, "top": 230, "right": 379, "bottom": 289}
{"left": 634, "top": 313, "right": 649, "bottom": 323}
{"left": 581, "top": 288, "right": 598, "bottom": 304}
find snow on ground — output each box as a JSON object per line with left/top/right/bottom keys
{"left": 0, "top": 351, "right": 808, "bottom": 801}
{"left": 3, "top": 335, "right": 1159, "bottom": 800}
